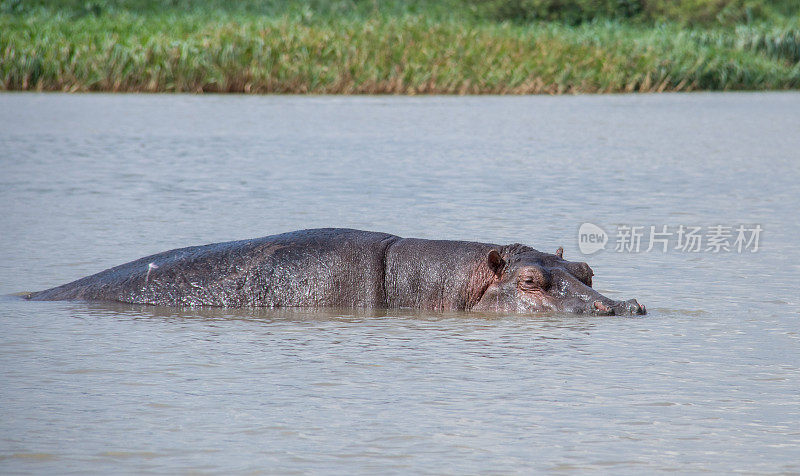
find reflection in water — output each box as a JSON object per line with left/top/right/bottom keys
{"left": 75, "top": 299, "right": 602, "bottom": 324}
{"left": 1, "top": 94, "right": 799, "bottom": 474}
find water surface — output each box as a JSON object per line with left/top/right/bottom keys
{"left": 1, "top": 93, "right": 799, "bottom": 473}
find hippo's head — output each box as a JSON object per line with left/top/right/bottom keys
{"left": 473, "top": 245, "right": 646, "bottom": 316}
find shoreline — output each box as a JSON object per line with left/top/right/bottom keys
{"left": 3, "top": 10, "right": 798, "bottom": 95}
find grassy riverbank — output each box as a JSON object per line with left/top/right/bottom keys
{"left": 2, "top": 0, "right": 799, "bottom": 93}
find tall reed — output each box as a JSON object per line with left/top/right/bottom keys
{"left": 1, "top": 4, "right": 798, "bottom": 93}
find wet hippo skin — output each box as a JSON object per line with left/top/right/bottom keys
{"left": 28, "top": 228, "right": 645, "bottom": 315}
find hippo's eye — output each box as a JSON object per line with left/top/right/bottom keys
{"left": 518, "top": 267, "right": 550, "bottom": 291}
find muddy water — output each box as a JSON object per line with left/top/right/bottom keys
{"left": 1, "top": 93, "right": 799, "bottom": 473}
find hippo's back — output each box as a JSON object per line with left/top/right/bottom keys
{"left": 29, "top": 228, "right": 399, "bottom": 307}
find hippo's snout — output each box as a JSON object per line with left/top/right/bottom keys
{"left": 593, "top": 299, "right": 646, "bottom": 316}
{"left": 618, "top": 299, "right": 646, "bottom": 315}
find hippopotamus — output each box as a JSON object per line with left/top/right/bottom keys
{"left": 27, "top": 228, "right": 646, "bottom": 315}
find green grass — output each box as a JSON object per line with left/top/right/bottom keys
{"left": 1, "top": 0, "right": 799, "bottom": 94}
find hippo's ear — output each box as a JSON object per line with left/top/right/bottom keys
{"left": 487, "top": 249, "right": 505, "bottom": 276}
{"left": 556, "top": 247, "right": 564, "bottom": 258}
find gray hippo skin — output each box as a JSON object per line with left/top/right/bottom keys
{"left": 27, "top": 228, "right": 645, "bottom": 315}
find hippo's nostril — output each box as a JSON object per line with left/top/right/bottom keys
{"left": 604, "top": 299, "right": 647, "bottom": 316}
{"left": 624, "top": 299, "right": 646, "bottom": 315}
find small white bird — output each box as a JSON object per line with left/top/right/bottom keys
{"left": 145, "top": 262, "right": 159, "bottom": 283}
